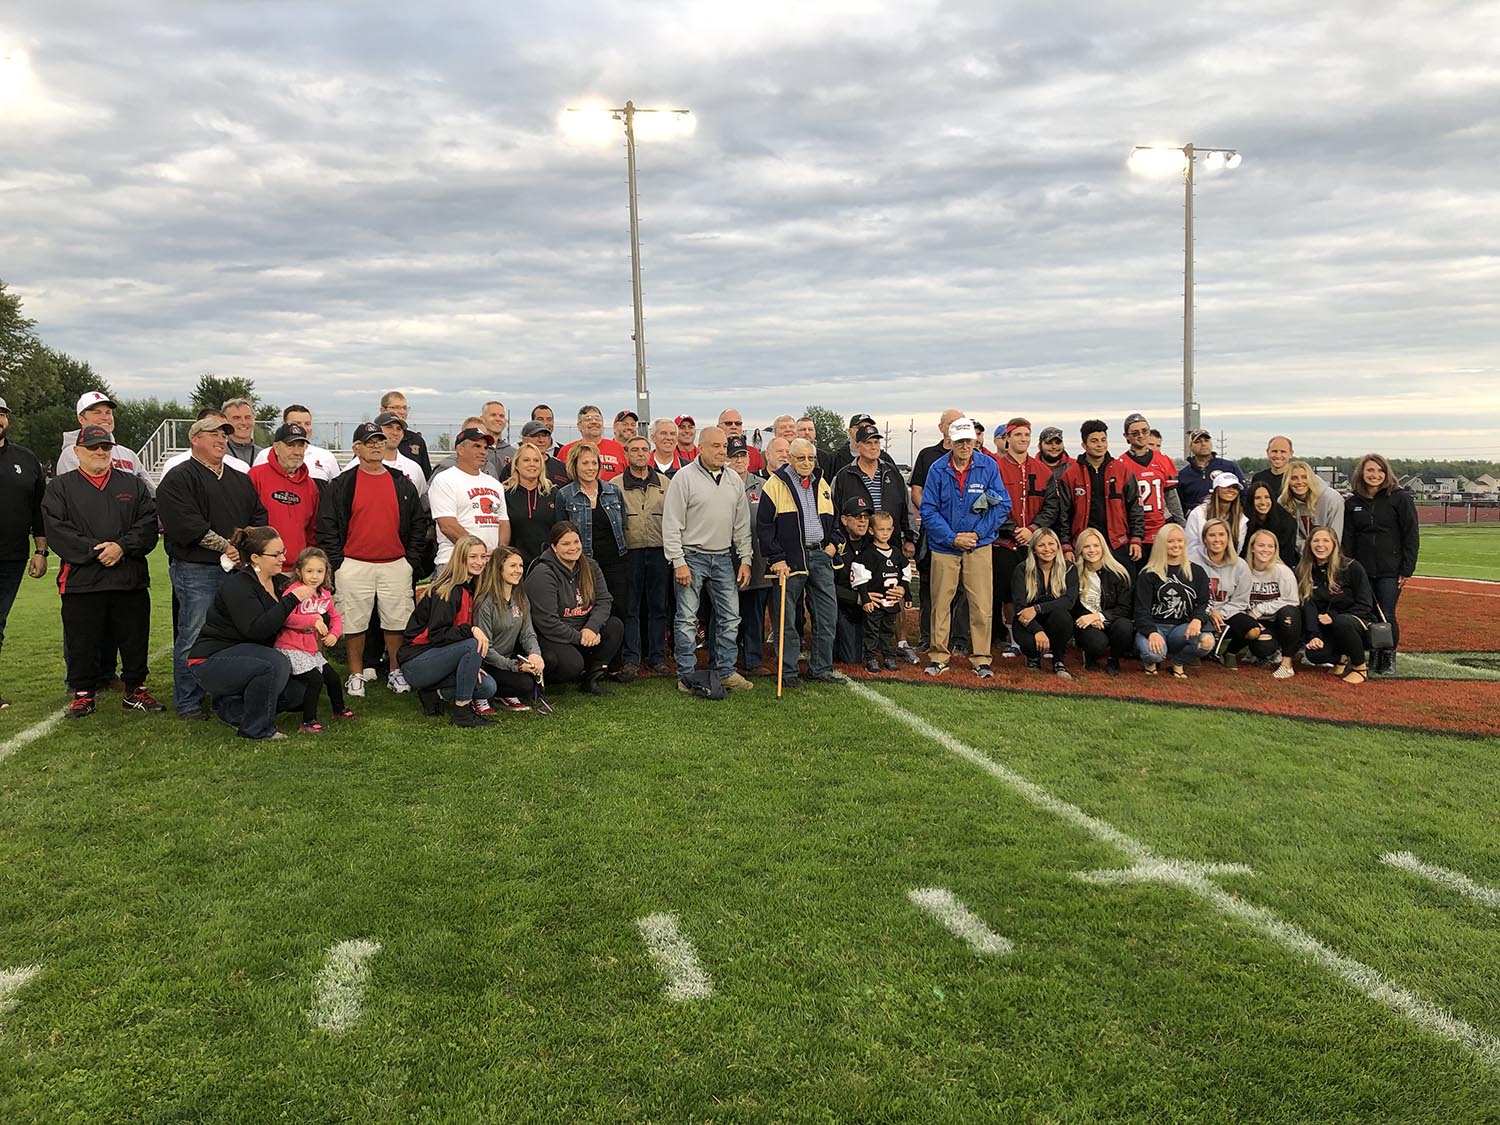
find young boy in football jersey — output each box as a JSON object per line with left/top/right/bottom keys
{"left": 856, "top": 510, "right": 910, "bottom": 673}
{"left": 832, "top": 498, "right": 872, "bottom": 663}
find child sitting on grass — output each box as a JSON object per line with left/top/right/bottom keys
{"left": 274, "top": 548, "right": 354, "bottom": 733}
{"left": 855, "top": 511, "right": 910, "bottom": 673}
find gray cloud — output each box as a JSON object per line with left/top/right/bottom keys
{"left": 2, "top": 0, "right": 1498, "bottom": 457}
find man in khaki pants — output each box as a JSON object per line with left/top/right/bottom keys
{"left": 916, "top": 417, "right": 1011, "bottom": 679}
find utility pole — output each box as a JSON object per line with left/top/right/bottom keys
{"left": 908, "top": 418, "right": 916, "bottom": 466}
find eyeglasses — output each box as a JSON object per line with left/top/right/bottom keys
{"left": 260, "top": 549, "right": 287, "bottom": 558}
{"left": 1126, "top": 427, "right": 1150, "bottom": 438}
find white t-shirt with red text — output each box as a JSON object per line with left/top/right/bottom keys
{"left": 428, "top": 465, "right": 510, "bottom": 565}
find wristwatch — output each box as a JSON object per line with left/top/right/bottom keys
{"left": 33, "top": 549, "right": 48, "bottom": 558}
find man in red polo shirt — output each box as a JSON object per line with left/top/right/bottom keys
{"left": 558, "top": 404, "right": 626, "bottom": 480}
{"left": 674, "top": 415, "right": 698, "bottom": 464}
{"left": 247, "top": 422, "right": 319, "bottom": 571}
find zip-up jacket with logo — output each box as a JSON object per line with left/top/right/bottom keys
{"left": 758, "top": 464, "right": 839, "bottom": 576}
{"left": 41, "top": 468, "right": 158, "bottom": 595}
{"left": 918, "top": 452, "right": 1011, "bottom": 556}
{"left": 1040, "top": 454, "right": 1144, "bottom": 556}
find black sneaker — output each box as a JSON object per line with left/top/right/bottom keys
{"left": 1025, "top": 657, "right": 1042, "bottom": 671}
{"left": 1106, "top": 658, "right": 1121, "bottom": 677}
{"left": 65, "top": 692, "right": 96, "bottom": 719}
{"left": 417, "top": 688, "right": 442, "bottom": 717}
{"left": 449, "top": 705, "right": 490, "bottom": 728}
{"left": 883, "top": 655, "right": 902, "bottom": 671}
{"left": 122, "top": 687, "right": 167, "bottom": 713}
{"left": 865, "top": 657, "right": 882, "bottom": 673}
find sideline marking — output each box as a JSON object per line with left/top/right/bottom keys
{"left": 0, "top": 964, "right": 43, "bottom": 1026}
{"left": 1, "top": 643, "right": 174, "bottom": 766}
{"left": 1077, "top": 860, "right": 1254, "bottom": 886}
{"left": 636, "top": 913, "right": 714, "bottom": 1002}
{"left": 1381, "top": 851, "right": 1500, "bottom": 910}
{"left": 308, "top": 939, "right": 382, "bottom": 1033}
{"left": 846, "top": 678, "right": 1500, "bottom": 1071}
{"left": 907, "top": 887, "right": 1014, "bottom": 956}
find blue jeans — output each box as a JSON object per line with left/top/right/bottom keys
{"left": 399, "top": 638, "right": 496, "bottom": 705}
{"left": 1134, "top": 620, "right": 1205, "bottom": 665}
{"left": 170, "top": 559, "right": 228, "bottom": 715}
{"left": 674, "top": 551, "right": 740, "bottom": 679}
{"left": 190, "top": 643, "right": 290, "bottom": 739}
{"left": 623, "top": 547, "right": 671, "bottom": 665}
{"left": 780, "top": 549, "right": 837, "bottom": 678}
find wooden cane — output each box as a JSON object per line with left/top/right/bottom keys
{"left": 776, "top": 571, "right": 788, "bottom": 699}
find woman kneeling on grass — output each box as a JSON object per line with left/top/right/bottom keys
{"left": 397, "top": 535, "right": 498, "bottom": 727}
{"left": 1011, "top": 528, "right": 1078, "bottom": 680}
{"left": 1199, "top": 518, "right": 1259, "bottom": 667}
{"left": 188, "top": 526, "right": 314, "bottom": 741}
{"left": 473, "top": 546, "right": 551, "bottom": 715}
{"left": 1072, "top": 527, "right": 1134, "bottom": 676}
{"left": 1133, "top": 524, "right": 1214, "bottom": 679}
{"left": 1244, "top": 529, "right": 1302, "bottom": 680}
{"left": 524, "top": 521, "right": 624, "bottom": 696}
{"left": 1299, "top": 526, "right": 1375, "bottom": 685}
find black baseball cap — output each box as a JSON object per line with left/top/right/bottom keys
{"left": 726, "top": 435, "right": 748, "bottom": 457}
{"left": 855, "top": 424, "right": 881, "bottom": 443}
{"left": 76, "top": 424, "right": 115, "bottom": 448}
{"left": 1123, "top": 412, "right": 1149, "bottom": 432}
{"left": 615, "top": 409, "right": 639, "bottom": 423}
{"left": 352, "top": 422, "right": 387, "bottom": 444}
{"left": 373, "top": 410, "right": 406, "bottom": 431}
{"left": 456, "top": 426, "right": 495, "bottom": 446}
{"left": 841, "top": 496, "right": 872, "bottom": 517}
{"left": 273, "top": 423, "right": 310, "bottom": 444}
{"left": 521, "top": 420, "right": 552, "bottom": 438}
{"left": 849, "top": 412, "right": 874, "bottom": 428}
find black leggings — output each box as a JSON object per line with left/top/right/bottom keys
{"left": 294, "top": 664, "right": 345, "bottom": 722}
{"left": 1306, "top": 613, "right": 1368, "bottom": 667}
{"left": 1075, "top": 616, "right": 1134, "bottom": 664}
{"left": 1015, "top": 606, "right": 1075, "bottom": 659}
{"left": 489, "top": 665, "right": 542, "bottom": 698}
{"left": 538, "top": 617, "right": 625, "bottom": 685}
{"left": 1214, "top": 611, "right": 1261, "bottom": 654}
{"left": 1248, "top": 609, "right": 1302, "bottom": 660}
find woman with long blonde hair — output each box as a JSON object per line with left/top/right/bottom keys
{"left": 395, "top": 535, "right": 498, "bottom": 726}
{"left": 504, "top": 443, "right": 558, "bottom": 563}
{"left": 1280, "top": 461, "right": 1344, "bottom": 554}
{"left": 1244, "top": 528, "right": 1301, "bottom": 679}
{"left": 1072, "top": 527, "right": 1134, "bottom": 675}
{"left": 1010, "top": 528, "right": 1078, "bottom": 679}
{"left": 1132, "top": 525, "right": 1214, "bottom": 678}
{"left": 1298, "top": 526, "right": 1375, "bottom": 684}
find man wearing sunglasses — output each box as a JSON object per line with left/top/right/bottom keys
{"left": 1121, "top": 412, "right": 1184, "bottom": 551}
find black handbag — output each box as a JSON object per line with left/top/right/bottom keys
{"left": 1367, "top": 603, "right": 1395, "bottom": 651}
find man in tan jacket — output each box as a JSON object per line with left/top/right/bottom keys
{"left": 618, "top": 435, "right": 671, "bottom": 675}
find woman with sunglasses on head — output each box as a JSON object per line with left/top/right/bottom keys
{"left": 1342, "top": 453, "right": 1419, "bottom": 677}
{"left": 187, "top": 526, "right": 314, "bottom": 740}
{"left": 1299, "top": 525, "right": 1375, "bottom": 685}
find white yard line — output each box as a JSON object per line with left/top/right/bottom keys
{"left": 846, "top": 678, "right": 1500, "bottom": 1072}
{"left": 1381, "top": 851, "right": 1500, "bottom": 910}
{"left": 307, "top": 939, "right": 382, "bottom": 1033}
{"left": 1, "top": 643, "right": 173, "bottom": 766}
{"left": 0, "top": 964, "right": 43, "bottom": 1026}
{"left": 1391, "top": 653, "right": 1500, "bottom": 682}
{"left": 907, "top": 887, "right": 1014, "bottom": 956}
{"left": 636, "top": 913, "right": 715, "bottom": 1002}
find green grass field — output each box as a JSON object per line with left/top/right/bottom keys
{"left": 2, "top": 564, "right": 1499, "bottom": 1121}
{"left": 1414, "top": 524, "right": 1500, "bottom": 581}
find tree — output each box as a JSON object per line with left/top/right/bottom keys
{"left": 114, "top": 394, "right": 192, "bottom": 452}
{"left": 191, "top": 373, "right": 276, "bottom": 419}
{"left": 801, "top": 405, "right": 847, "bottom": 453}
{"left": 0, "top": 279, "right": 38, "bottom": 385}
{"left": 0, "top": 345, "right": 112, "bottom": 459}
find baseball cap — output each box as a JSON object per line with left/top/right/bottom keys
{"left": 188, "top": 416, "right": 234, "bottom": 438}
{"left": 726, "top": 435, "right": 749, "bottom": 458}
{"left": 273, "top": 422, "right": 309, "bottom": 445}
{"left": 1123, "top": 412, "right": 1149, "bottom": 432}
{"left": 674, "top": 414, "right": 695, "bottom": 427}
{"left": 520, "top": 420, "right": 552, "bottom": 438}
{"left": 841, "top": 496, "right": 872, "bottom": 516}
{"left": 948, "top": 417, "right": 977, "bottom": 442}
{"left": 352, "top": 422, "right": 387, "bottom": 444}
{"left": 1210, "top": 470, "right": 1242, "bottom": 490}
{"left": 849, "top": 412, "right": 874, "bottom": 428}
{"left": 615, "top": 409, "right": 639, "bottom": 423}
{"left": 1189, "top": 428, "right": 1212, "bottom": 442}
{"left": 456, "top": 426, "right": 495, "bottom": 446}
{"left": 855, "top": 424, "right": 882, "bottom": 443}
{"left": 76, "top": 424, "right": 115, "bottom": 448}
{"left": 0, "top": 397, "right": 9, "bottom": 414}
{"left": 76, "top": 390, "right": 115, "bottom": 415}
{"left": 373, "top": 410, "right": 406, "bottom": 431}
{"left": 1038, "top": 426, "right": 1064, "bottom": 443}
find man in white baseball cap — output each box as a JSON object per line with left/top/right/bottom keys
{"left": 56, "top": 391, "right": 154, "bottom": 493}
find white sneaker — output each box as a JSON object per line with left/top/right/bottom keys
{"left": 345, "top": 674, "right": 366, "bottom": 699}
{"left": 387, "top": 668, "right": 411, "bottom": 694}
{"left": 1272, "top": 664, "right": 1295, "bottom": 680}
{"left": 361, "top": 667, "right": 377, "bottom": 682}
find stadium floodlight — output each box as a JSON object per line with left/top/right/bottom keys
{"left": 1129, "top": 142, "right": 1244, "bottom": 458}
{"left": 563, "top": 101, "right": 693, "bottom": 425}
{"left": 0, "top": 48, "right": 31, "bottom": 101}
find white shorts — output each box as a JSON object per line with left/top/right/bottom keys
{"left": 335, "top": 558, "right": 415, "bottom": 631}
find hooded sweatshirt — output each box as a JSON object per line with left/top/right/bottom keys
{"left": 1198, "top": 555, "right": 1253, "bottom": 617}
{"left": 523, "top": 548, "right": 612, "bottom": 646}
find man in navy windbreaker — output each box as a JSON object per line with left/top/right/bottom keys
{"left": 918, "top": 417, "right": 1011, "bottom": 678}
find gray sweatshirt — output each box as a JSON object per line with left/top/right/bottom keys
{"left": 1199, "top": 555, "right": 1253, "bottom": 616}
{"left": 1245, "top": 562, "right": 1299, "bottom": 618}
{"left": 473, "top": 593, "right": 541, "bottom": 672}
{"left": 661, "top": 458, "right": 753, "bottom": 567}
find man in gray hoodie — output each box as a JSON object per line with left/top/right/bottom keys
{"left": 661, "top": 426, "right": 754, "bottom": 692}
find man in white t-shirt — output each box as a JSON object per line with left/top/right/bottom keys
{"left": 342, "top": 411, "right": 427, "bottom": 499}
{"left": 427, "top": 427, "right": 511, "bottom": 566}
{"left": 251, "top": 404, "right": 341, "bottom": 482}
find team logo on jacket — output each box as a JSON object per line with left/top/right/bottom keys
{"left": 1074, "top": 486, "right": 1086, "bottom": 496}
{"left": 272, "top": 490, "right": 302, "bottom": 505}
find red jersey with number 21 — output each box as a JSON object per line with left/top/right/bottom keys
{"left": 1131, "top": 450, "right": 1179, "bottom": 544}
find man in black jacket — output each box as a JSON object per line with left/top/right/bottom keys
{"left": 318, "top": 422, "right": 431, "bottom": 699}
{"left": 0, "top": 396, "right": 51, "bottom": 709}
{"left": 157, "top": 415, "right": 268, "bottom": 719}
{"left": 43, "top": 425, "right": 165, "bottom": 717}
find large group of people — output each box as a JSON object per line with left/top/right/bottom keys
{"left": 0, "top": 388, "right": 1421, "bottom": 736}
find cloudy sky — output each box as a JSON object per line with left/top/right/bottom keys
{"left": 2, "top": 0, "right": 1497, "bottom": 458}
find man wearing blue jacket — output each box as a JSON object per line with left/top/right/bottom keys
{"left": 919, "top": 417, "right": 1011, "bottom": 679}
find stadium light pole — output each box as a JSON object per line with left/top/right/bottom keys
{"left": 564, "top": 101, "right": 692, "bottom": 425}
{"left": 1128, "top": 143, "right": 1243, "bottom": 459}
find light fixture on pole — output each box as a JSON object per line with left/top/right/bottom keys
{"left": 564, "top": 101, "right": 693, "bottom": 425}
{"left": 1128, "top": 142, "right": 1243, "bottom": 459}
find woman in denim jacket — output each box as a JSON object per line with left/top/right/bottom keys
{"left": 555, "top": 442, "right": 630, "bottom": 677}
